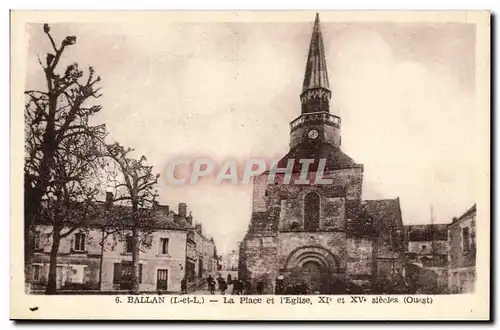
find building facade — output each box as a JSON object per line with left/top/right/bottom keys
{"left": 30, "top": 200, "right": 218, "bottom": 293}
{"left": 238, "top": 14, "right": 406, "bottom": 295}
{"left": 404, "top": 224, "right": 449, "bottom": 293}
{"left": 448, "top": 204, "right": 476, "bottom": 293}
{"left": 222, "top": 249, "right": 239, "bottom": 271}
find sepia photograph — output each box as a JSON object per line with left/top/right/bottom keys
{"left": 10, "top": 10, "right": 490, "bottom": 320}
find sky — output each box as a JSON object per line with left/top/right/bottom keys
{"left": 25, "top": 18, "right": 478, "bottom": 255}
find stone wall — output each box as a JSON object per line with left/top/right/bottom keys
{"left": 346, "top": 237, "right": 373, "bottom": 286}
{"left": 238, "top": 235, "right": 279, "bottom": 294}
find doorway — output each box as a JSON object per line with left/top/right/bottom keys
{"left": 56, "top": 266, "right": 64, "bottom": 289}
{"left": 156, "top": 269, "right": 168, "bottom": 291}
{"left": 301, "top": 261, "right": 323, "bottom": 293}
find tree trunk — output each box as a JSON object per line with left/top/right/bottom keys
{"left": 130, "top": 226, "right": 140, "bottom": 294}
{"left": 46, "top": 228, "right": 61, "bottom": 294}
{"left": 26, "top": 131, "right": 56, "bottom": 287}
{"left": 98, "top": 227, "right": 105, "bottom": 291}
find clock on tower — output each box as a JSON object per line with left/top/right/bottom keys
{"left": 308, "top": 129, "right": 319, "bottom": 140}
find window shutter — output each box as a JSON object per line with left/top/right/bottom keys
{"left": 138, "top": 264, "right": 143, "bottom": 283}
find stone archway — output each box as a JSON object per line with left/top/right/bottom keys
{"left": 281, "top": 245, "right": 343, "bottom": 294}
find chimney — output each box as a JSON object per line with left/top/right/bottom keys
{"left": 195, "top": 223, "right": 203, "bottom": 235}
{"left": 105, "top": 192, "right": 113, "bottom": 208}
{"left": 187, "top": 211, "right": 193, "bottom": 225}
{"left": 157, "top": 204, "right": 169, "bottom": 217}
{"left": 178, "top": 203, "right": 187, "bottom": 218}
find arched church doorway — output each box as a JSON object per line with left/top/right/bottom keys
{"left": 281, "top": 245, "right": 344, "bottom": 294}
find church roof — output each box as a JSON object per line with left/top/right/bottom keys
{"left": 275, "top": 142, "right": 361, "bottom": 173}
{"left": 302, "top": 13, "right": 330, "bottom": 93}
{"left": 364, "top": 198, "right": 405, "bottom": 254}
{"left": 364, "top": 198, "right": 404, "bottom": 232}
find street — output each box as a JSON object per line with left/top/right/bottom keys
{"left": 190, "top": 270, "right": 238, "bottom": 295}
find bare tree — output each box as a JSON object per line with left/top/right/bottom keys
{"left": 24, "top": 23, "right": 104, "bottom": 290}
{"left": 42, "top": 130, "right": 104, "bottom": 294}
{"left": 101, "top": 143, "right": 160, "bottom": 294}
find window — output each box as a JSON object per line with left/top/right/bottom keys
{"left": 304, "top": 192, "right": 320, "bottom": 231}
{"left": 159, "top": 238, "right": 169, "bottom": 255}
{"left": 74, "top": 233, "right": 86, "bottom": 252}
{"left": 124, "top": 235, "right": 134, "bottom": 253}
{"left": 34, "top": 231, "right": 41, "bottom": 250}
{"left": 471, "top": 230, "right": 476, "bottom": 253}
{"left": 462, "top": 227, "right": 470, "bottom": 253}
{"left": 113, "top": 262, "right": 143, "bottom": 284}
{"left": 421, "top": 245, "right": 427, "bottom": 252}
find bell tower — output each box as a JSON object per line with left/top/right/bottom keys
{"left": 290, "top": 13, "right": 341, "bottom": 150}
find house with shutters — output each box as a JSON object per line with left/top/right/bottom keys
{"left": 30, "top": 198, "right": 219, "bottom": 293}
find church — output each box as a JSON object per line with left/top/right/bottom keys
{"left": 238, "top": 14, "right": 406, "bottom": 294}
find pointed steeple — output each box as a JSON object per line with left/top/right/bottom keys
{"left": 288, "top": 13, "right": 343, "bottom": 151}
{"left": 300, "top": 13, "right": 331, "bottom": 114}
{"left": 303, "top": 13, "right": 330, "bottom": 92}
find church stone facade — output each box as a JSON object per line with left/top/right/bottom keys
{"left": 238, "top": 14, "right": 406, "bottom": 294}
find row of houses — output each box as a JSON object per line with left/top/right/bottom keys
{"left": 405, "top": 203, "right": 477, "bottom": 294}
{"left": 29, "top": 193, "right": 219, "bottom": 293}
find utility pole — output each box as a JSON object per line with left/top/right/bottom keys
{"left": 430, "top": 204, "right": 436, "bottom": 265}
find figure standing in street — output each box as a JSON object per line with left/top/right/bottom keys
{"left": 233, "top": 278, "right": 242, "bottom": 295}
{"left": 207, "top": 275, "right": 215, "bottom": 294}
{"left": 181, "top": 276, "right": 187, "bottom": 294}
{"left": 217, "top": 275, "right": 227, "bottom": 295}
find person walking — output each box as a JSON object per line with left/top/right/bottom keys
{"left": 217, "top": 275, "right": 227, "bottom": 295}
{"left": 207, "top": 275, "right": 215, "bottom": 294}
{"left": 233, "top": 278, "right": 243, "bottom": 295}
{"left": 181, "top": 276, "right": 187, "bottom": 294}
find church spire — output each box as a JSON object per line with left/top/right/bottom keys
{"left": 300, "top": 13, "right": 331, "bottom": 114}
